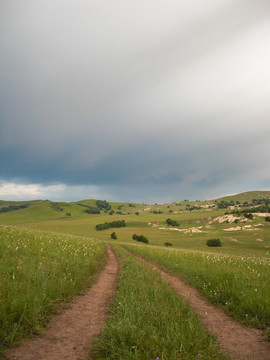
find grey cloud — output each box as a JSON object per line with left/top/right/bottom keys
{"left": 0, "top": 0, "right": 270, "bottom": 201}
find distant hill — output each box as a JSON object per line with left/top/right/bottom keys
{"left": 213, "top": 191, "right": 270, "bottom": 203}
{"left": 0, "top": 190, "right": 269, "bottom": 226}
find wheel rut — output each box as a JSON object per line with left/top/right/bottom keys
{"left": 5, "top": 245, "right": 119, "bottom": 360}
{"left": 129, "top": 250, "right": 270, "bottom": 360}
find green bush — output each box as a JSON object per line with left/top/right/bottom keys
{"left": 265, "top": 216, "right": 270, "bottom": 222}
{"left": 166, "top": 218, "right": 179, "bottom": 226}
{"left": 206, "top": 238, "right": 222, "bottom": 247}
{"left": 85, "top": 207, "right": 100, "bottom": 214}
{"left": 96, "top": 220, "right": 126, "bottom": 231}
{"left": 132, "top": 234, "right": 149, "bottom": 244}
{"left": 164, "top": 242, "right": 173, "bottom": 247}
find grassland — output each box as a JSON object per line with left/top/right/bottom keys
{"left": 0, "top": 191, "right": 270, "bottom": 354}
{"left": 0, "top": 225, "right": 106, "bottom": 352}
{"left": 92, "top": 246, "right": 228, "bottom": 360}
{"left": 123, "top": 244, "right": 270, "bottom": 332}
{"left": 0, "top": 192, "right": 269, "bottom": 257}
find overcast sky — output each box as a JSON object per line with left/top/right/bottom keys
{"left": 1, "top": 0, "right": 270, "bottom": 203}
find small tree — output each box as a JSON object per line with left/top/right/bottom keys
{"left": 164, "top": 242, "right": 173, "bottom": 247}
{"left": 206, "top": 238, "right": 222, "bottom": 247}
{"left": 111, "top": 232, "right": 117, "bottom": 240}
{"left": 166, "top": 218, "right": 179, "bottom": 226}
{"left": 132, "top": 234, "right": 149, "bottom": 244}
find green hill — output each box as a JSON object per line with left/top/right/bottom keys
{"left": 214, "top": 190, "right": 270, "bottom": 203}
{"left": 0, "top": 191, "right": 269, "bottom": 257}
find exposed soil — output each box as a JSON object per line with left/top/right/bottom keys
{"left": 132, "top": 253, "right": 270, "bottom": 360}
{"left": 5, "top": 246, "right": 119, "bottom": 360}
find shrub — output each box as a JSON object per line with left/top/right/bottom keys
{"left": 85, "top": 207, "right": 100, "bottom": 214}
{"left": 265, "top": 216, "right": 270, "bottom": 222}
{"left": 132, "top": 234, "right": 149, "bottom": 244}
{"left": 111, "top": 232, "right": 117, "bottom": 240}
{"left": 164, "top": 242, "right": 173, "bottom": 247}
{"left": 206, "top": 238, "right": 222, "bottom": 247}
{"left": 166, "top": 218, "right": 179, "bottom": 226}
{"left": 96, "top": 200, "right": 111, "bottom": 212}
{"left": 0, "top": 204, "right": 29, "bottom": 213}
{"left": 96, "top": 220, "right": 126, "bottom": 231}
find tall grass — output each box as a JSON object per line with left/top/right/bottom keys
{"left": 0, "top": 225, "right": 106, "bottom": 352}
{"left": 92, "top": 246, "right": 228, "bottom": 360}
{"left": 123, "top": 244, "right": 270, "bottom": 332}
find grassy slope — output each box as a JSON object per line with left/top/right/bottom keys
{"left": 214, "top": 190, "right": 270, "bottom": 203}
{"left": 0, "top": 226, "right": 106, "bottom": 352}
{"left": 123, "top": 243, "right": 270, "bottom": 331}
{"left": 0, "top": 191, "right": 269, "bottom": 256}
{"left": 92, "top": 246, "right": 228, "bottom": 360}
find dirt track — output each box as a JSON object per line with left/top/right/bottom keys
{"left": 5, "top": 246, "right": 119, "bottom": 360}
{"left": 132, "top": 252, "right": 270, "bottom": 360}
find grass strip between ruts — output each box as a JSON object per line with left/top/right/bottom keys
{"left": 122, "top": 243, "right": 270, "bottom": 336}
{"left": 91, "top": 245, "right": 229, "bottom": 360}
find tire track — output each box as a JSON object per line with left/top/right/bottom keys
{"left": 5, "top": 245, "right": 119, "bottom": 360}
{"left": 128, "top": 249, "right": 270, "bottom": 360}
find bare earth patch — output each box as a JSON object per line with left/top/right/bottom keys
{"left": 159, "top": 226, "right": 203, "bottom": 233}
{"left": 224, "top": 226, "right": 243, "bottom": 231}
{"left": 253, "top": 213, "right": 270, "bottom": 217}
{"left": 133, "top": 254, "right": 270, "bottom": 360}
{"left": 211, "top": 214, "right": 240, "bottom": 224}
{"left": 5, "top": 246, "right": 119, "bottom": 360}
{"left": 229, "top": 237, "right": 240, "bottom": 243}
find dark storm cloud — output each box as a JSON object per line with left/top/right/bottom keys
{"left": 0, "top": 0, "right": 270, "bottom": 201}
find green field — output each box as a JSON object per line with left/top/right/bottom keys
{"left": 0, "top": 226, "right": 106, "bottom": 351}
{"left": 0, "top": 191, "right": 269, "bottom": 257}
{"left": 0, "top": 191, "right": 270, "bottom": 356}
{"left": 123, "top": 244, "right": 270, "bottom": 331}
{"left": 92, "top": 246, "right": 228, "bottom": 360}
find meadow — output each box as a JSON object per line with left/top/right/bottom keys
{"left": 0, "top": 191, "right": 270, "bottom": 356}
{"left": 1, "top": 193, "right": 269, "bottom": 258}
{"left": 92, "top": 246, "right": 228, "bottom": 360}
{"left": 123, "top": 244, "right": 270, "bottom": 334}
{"left": 0, "top": 225, "right": 106, "bottom": 352}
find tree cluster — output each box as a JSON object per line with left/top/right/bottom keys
{"left": 226, "top": 205, "right": 270, "bottom": 215}
{"left": 0, "top": 204, "right": 28, "bottom": 213}
{"left": 164, "top": 242, "right": 173, "bottom": 247}
{"left": 96, "top": 200, "right": 112, "bottom": 212}
{"left": 166, "top": 218, "right": 179, "bottom": 226}
{"left": 206, "top": 238, "right": 222, "bottom": 247}
{"left": 96, "top": 220, "right": 126, "bottom": 231}
{"left": 132, "top": 234, "right": 149, "bottom": 244}
{"left": 85, "top": 207, "right": 100, "bottom": 214}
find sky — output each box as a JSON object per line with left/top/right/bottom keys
{"left": 1, "top": 0, "right": 270, "bottom": 203}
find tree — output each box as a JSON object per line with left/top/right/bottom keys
{"left": 132, "top": 234, "right": 149, "bottom": 244}
{"left": 166, "top": 218, "right": 179, "bottom": 226}
{"left": 164, "top": 242, "right": 173, "bottom": 247}
{"left": 111, "top": 232, "right": 117, "bottom": 240}
{"left": 206, "top": 238, "right": 222, "bottom": 247}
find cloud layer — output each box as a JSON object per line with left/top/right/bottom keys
{"left": 1, "top": 0, "right": 270, "bottom": 202}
